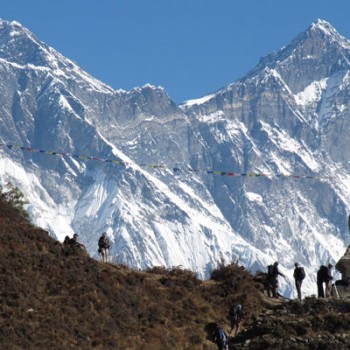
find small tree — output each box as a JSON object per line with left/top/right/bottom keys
{"left": 0, "top": 182, "right": 29, "bottom": 219}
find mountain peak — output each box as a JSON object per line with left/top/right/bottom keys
{"left": 0, "top": 18, "right": 50, "bottom": 67}
{"left": 309, "top": 19, "right": 339, "bottom": 37}
{"left": 298, "top": 18, "right": 350, "bottom": 52}
{"left": 306, "top": 19, "right": 350, "bottom": 51}
{"left": 0, "top": 18, "right": 37, "bottom": 43}
{"left": 241, "top": 19, "right": 350, "bottom": 94}
{"left": 0, "top": 18, "right": 114, "bottom": 95}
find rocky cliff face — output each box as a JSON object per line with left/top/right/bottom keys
{"left": 0, "top": 18, "right": 350, "bottom": 297}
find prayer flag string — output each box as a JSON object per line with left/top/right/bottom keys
{"left": 0, "top": 142, "right": 334, "bottom": 180}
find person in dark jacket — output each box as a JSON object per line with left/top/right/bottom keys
{"left": 317, "top": 266, "right": 326, "bottom": 298}
{"left": 98, "top": 232, "right": 110, "bottom": 263}
{"left": 293, "top": 262, "right": 306, "bottom": 300}
{"left": 325, "top": 264, "right": 334, "bottom": 297}
{"left": 317, "top": 264, "right": 333, "bottom": 298}
{"left": 63, "top": 235, "right": 71, "bottom": 246}
{"left": 266, "top": 262, "right": 285, "bottom": 298}
{"left": 70, "top": 233, "right": 86, "bottom": 250}
{"left": 214, "top": 324, "right": 229, "bottom": 350}
{"left": 229, "top": 303, "right": 243, "bottom": 336}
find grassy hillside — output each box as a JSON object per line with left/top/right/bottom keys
{"left": 0, "top": 194, "right": 262, "bottom": 349}
{"left": 2, "top": 194, "right": 350, "bottom": 349}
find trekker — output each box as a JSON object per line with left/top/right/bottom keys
{"left": 325, "top": 264, "right": 334, "bottom": 297}
{"left": 317, "top": 264, "right": 333, "bottom": 298}
{"left": 293, "top": 262, "right": 306, "bottom": 300}
{"left": 229, "top": 303, "right": 243, "bottom": 336}
{"left": 98, "top": 232, "right": 110, "bottom": 263}
{"left": 70, "top": 233, "right": 86, "bottom": 250}
{"left": 266, "top": 262, "right": 285, "bottom": 298}
{"left": 214, "top": 324, "right": 229, "bottom": 350}
{"left": 63, "top": 235, "right": 71, "bottom": 246}
{"left": 317, "top": 266, "right": 326, "bottom": 297}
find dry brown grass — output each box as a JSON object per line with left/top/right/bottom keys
{"left": 4, "top": 196, "right": 350, "bottom": 349}
{"left": 0, "top": 196, "right": 264, "bottom": 349}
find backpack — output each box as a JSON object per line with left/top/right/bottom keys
{"left": 98, "top": 236, "right": 110, "bottom": 249}
{"left": 318, "top": 265, "right": 328, "bottom": 281}
{"left": 230, "top": 303, "right": 243, "bottom": 322}
{"left": 215, "top": 327, "right": 227, "bottom": 344}
{"left": 267, "top": 265, "right": 274, "bottom": 277}
{"left": 295, "top": 267, "right": 305, "bottom": 280}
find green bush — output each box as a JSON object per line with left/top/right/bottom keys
{"left": 0, "top": 182, "right": 28, "bottom": 219}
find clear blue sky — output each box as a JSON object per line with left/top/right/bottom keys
{"left": 2, "top": 0, "right": 350, "bottom": 103}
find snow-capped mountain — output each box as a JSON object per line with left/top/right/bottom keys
{"left": 0, "top": 18, "right": 349, "bottom": 297}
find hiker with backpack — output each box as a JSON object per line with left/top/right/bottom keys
{"left": 70, "top": 233, "right": 86, "bottom": 250}
{"left": 317, "top": 264, "right": 333, "bottom": 298}
{"left": 214, "top": 323, "right": 229, "bottom": 350}
{"left": 265, "top": 262, "right": 285, "bottom": 298}
{"left": 229, "top": 303, "right": 243, "bottom": 336}
{"left": 293, "top": 262, "right": 306, "bottom": 300}
{"left": 98, "top": 232, "right": 110, "bottom": 263}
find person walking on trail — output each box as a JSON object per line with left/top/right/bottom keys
{"left": 229, "top": 303, "right": 243, "bottom": 336}
{"left": 214, "top": 324, "right": 229, "bottom": 350}
{"left": 317, "top": 264, "right": 333, "bottom": 298}
{"left": 266, "top": 262, "right": 285, "bottom": 298}
{"left": 98, "top": 232, "right": 110, "bottom": 263}
{"left": 317, "top": 266, "right": 326, "bottom": 298}
{"left": 293, "top": 262, "right": 306, "bottom": 300}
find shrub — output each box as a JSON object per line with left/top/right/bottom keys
{"left": 146, "top": 266, "right": 168, "bottom": 275}
{"left": 210, "top": 261, "right": 242, "bottom": 281}
{"left": 0, "top": 182, "right": 29, "bottom": 220}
